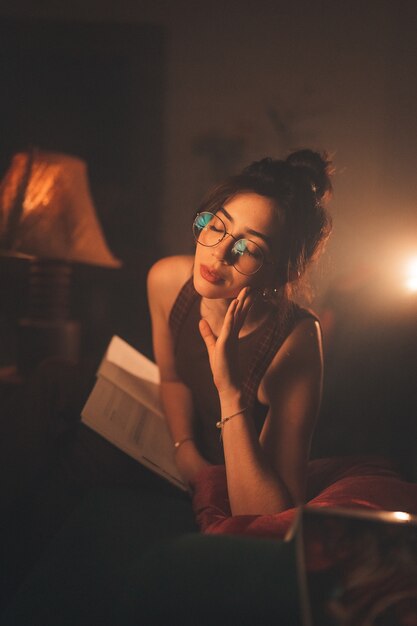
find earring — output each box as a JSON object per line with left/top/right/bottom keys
{"left": 261, "top": 286, "right": 279, "bottom": 302}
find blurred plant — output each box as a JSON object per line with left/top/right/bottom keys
{"left": 192, "top": 130, "right": 245, "bottom": 181}
{"left": 267, "top": 85, "right": 331, "bottom": 151}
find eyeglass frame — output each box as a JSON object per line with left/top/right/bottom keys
{"left": 192, "top": 211, "right": 275, "bottom": 276}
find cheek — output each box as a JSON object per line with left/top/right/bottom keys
{"left": 229, "top": 271, "right": 265, "bottom": 298}
{"left": 194, "top": 244, "right": 209, "bottom": 262}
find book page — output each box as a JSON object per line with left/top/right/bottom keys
{"left": 82, "top": 375, "right": 187, "bottom": 490}
{"left": 98, "top": 360, "right": 162, "bottom": 415}
{"left": 104, "top": 335, "right": 160, "bottom": 383}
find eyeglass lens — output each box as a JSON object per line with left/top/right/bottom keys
{"left": 193, "top": 212, "right": 264, "bottom": 275}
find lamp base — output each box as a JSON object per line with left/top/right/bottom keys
{"left": 17, "top": 318, "right": 80, "bottom": 376}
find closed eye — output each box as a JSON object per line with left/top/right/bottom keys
{"left": 233, "top": 239, "right": 264, "bottom": 259}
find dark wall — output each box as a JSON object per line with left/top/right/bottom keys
{"left": 0, "top": 17, "right": 166, "bottom": 361}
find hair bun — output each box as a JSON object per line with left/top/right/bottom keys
{"left": 286, "top": 149, "right": 332, "bottom": 201}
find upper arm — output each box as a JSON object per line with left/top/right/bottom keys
{"left": 148, "top": 257, "right": 199, "bottom": 446}
{"left": 147, "top": 255, "right": 193, "bottom": 381}
{"left": 258, "top": 318, "right": 323, "bottom": 503}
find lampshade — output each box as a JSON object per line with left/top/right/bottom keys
{"left": 0, "top": 149, "right": 121, "bottom": 268}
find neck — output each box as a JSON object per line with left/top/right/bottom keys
{"left": 200, "top": 292, "right": 274, "bottom": 337}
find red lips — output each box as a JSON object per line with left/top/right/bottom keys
{"left": 200, "top": 264, "right": 225, "bottom": 284}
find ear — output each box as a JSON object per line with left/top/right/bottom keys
{"left": 287, "top": 266, "right": 301, "bottom": 283}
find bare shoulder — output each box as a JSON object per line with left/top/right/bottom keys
{"left": 259, "top": 316, "right": 323, "bottom": 402}
{"left": 147, "top": 255, "right": 194, "bottom": 319}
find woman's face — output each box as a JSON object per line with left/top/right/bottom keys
{"left": 193, "top": 192, "right": 281, "bottom": 300}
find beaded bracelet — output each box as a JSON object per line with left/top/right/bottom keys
{"left": 216, "top": 408, "right": 247, "bottom": 429}
{"left": 173, "top": 436, "right": 194, "bottom": 451}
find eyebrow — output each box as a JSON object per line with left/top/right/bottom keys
{"left": 218, "top": 206, "right": 274, "bottom": 248}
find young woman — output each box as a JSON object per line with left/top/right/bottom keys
{"left": 148, "top": 149, "right": 332, "bottom": 515}
{"left": 1, "top": 149, "right": 333, "bottom": 624}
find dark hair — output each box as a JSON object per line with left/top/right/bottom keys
{"left": 197, "top": 149, "right": 333, "bottom": 284}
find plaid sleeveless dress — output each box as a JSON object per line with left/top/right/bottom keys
{"left": 169, "top": 277, "right": 317, "bottom": 464}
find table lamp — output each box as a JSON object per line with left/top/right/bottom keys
{"left": 0, "top": 148, "right": 121, "bottom": 374}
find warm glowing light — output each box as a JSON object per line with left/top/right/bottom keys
{"left": 408, "top": 257, "right": 417, "bottom": 275}
{"left": 406, "top": 277, "right": 417, "bottom": 292}
{"left": 404, "top": 256, "right": 417, "bottom": 292}
{"left": 392, "top": 511, "right": 411, "bottom": 521}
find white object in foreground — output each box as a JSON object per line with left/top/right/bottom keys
{"left": 81, "top": 335, "right": 188, "bottom": 491}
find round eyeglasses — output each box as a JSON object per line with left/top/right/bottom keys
{"left": 192, "top": 211, "right": 266, "bottom": 276}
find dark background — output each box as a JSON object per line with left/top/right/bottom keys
{"left": 0, "top": 17, "right": 165, "bottom": 358}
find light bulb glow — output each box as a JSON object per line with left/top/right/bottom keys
{"left": 392, "top": 511, "right": 411, "bottom": 521}
{"left": 406, "top": 277, "right": 417, "bottom": 292}
{"left": 404, "top": 256, "right": 417, "bottom": 292}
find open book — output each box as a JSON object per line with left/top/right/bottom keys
{"left": 81, "top": 335, "right": 188, "bottom": 491}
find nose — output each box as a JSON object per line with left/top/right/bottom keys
{"left": 211, "top": 234, "right": 235, "bottom": 264}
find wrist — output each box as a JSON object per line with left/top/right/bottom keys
{"left": 218, "top": 388, "right": 244, "bottom": 413}
{"left": 216, "top": 406, "right": 248, "bottom": 431}
{"left": 174, "top": 443, "right": 210, "bottom": 485}
{"left": 173, "top": 436, "right": 195, "bottom": 452}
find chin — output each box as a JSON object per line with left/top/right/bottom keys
{"left": 193, "top": 274, "right": 219, "bottom": 298}
{"left": 193, "top": 273, "right": 236, "bottom": 300}
{"left": 193, "top": 262, "right": 224, "bottom": 294}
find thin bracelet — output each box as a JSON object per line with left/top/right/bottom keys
{"left": 216, "top": 408, "right": 247, "bottom": 429}
{"left": 173, "top": 436, "right": 194, "bottom": 451}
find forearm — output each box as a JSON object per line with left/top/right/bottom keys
{"left": 160, "top": 381, "right": 194, "bottom": 442}
{"left": 160, "top": 380, "right": 210, "bottom": 484}
{"left": 219, "top": 391, "right": 293, "bottom": 515}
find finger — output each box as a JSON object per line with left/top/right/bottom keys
{"left": 199, "top": 318, "right": 217, "bottom": 354}
{"left": 236, "top": 286, "right": 249, "bottom": 305}
{"left": 233, "top": 287, "right": 249, "bottom": 320}
{"left": 223, "top": 298, "right": 239, "bottom": 334}
{"left": 216, "top": 298, "right": 239, "bottom": 343}
{"left": 240, "top": 288, "right": 256, "bottom": 317}
{"left": 234, "top": 287, "right": 253, "bottom": 331}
